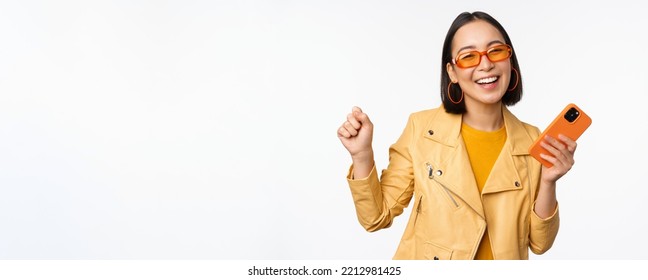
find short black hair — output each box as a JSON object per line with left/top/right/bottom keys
{"left": 440, "top": 11, "right": 523, "bottom": 114}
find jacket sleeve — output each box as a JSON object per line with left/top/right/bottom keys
{"left": 529, "top": 202, "right": 560, "bottom": 254}
{"left": 346, "top": 114, "right": 416, "bottom": 232}
{"left": 526, "top": 124, "right": 560, "bottom": 255}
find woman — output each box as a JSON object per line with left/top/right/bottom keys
{"left": 336, "top": 11, "right": 577, "bottom": 260}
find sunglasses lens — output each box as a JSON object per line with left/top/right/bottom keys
{"left": 454, "top": 45, "right": 512, "bottom": 68}
{"left": 456, "top": 51, "right": 480, "bottom": 68}
{"left": 487, "top": 45, "right": 512, "bottom": 62}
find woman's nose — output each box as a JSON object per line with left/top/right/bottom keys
{"left": 477, "top": 53, "right": 494, "bottom": 71}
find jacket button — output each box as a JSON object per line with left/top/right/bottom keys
{"left": 435, "top": 170, "right": 443, "bottom": 176}
{"left": 515, "top": 181, "right": 520, "bottom": 187}
{"left": 433, "top": 256, "right": 439, "bottom": 260}
{"left": 428, "top": 130, "right": 434, "bottom": 135}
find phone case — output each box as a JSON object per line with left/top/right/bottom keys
{"left": 529, "top": 103, "right": 592, "bottom": 168}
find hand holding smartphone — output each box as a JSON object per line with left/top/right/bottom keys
{"left": 529, "top": 103, "right": 592, "bottom": 168}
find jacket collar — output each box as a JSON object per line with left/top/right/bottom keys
{"left": 423, "top": 105, "right": 534, "bottom": 156}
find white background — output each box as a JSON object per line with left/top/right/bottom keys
{"left": 0, "top": 0, "right": 646, "bottom": 260}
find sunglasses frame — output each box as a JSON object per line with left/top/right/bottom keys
{"left": 452, "top": 44, "right": 513, "bottom": 69}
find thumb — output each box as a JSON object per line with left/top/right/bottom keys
{"left": 352, "top": 106, "right": 363, "bottom": 114}
{"left": 354, "top": 109, "right": 372, "bottom": 126}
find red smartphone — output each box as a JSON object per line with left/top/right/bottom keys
{"left": 529, "top": 103, "right": 592, "bottom": 168}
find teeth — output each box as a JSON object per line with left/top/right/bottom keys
{"left": 476, "top": 77, "right": 498, "bottom": 84}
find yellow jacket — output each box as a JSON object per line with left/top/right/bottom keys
{"left": 346, "top": 105, "right": 559, "bottom": 260}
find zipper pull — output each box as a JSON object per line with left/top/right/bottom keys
{"left": 426, "top": 163, "right": 433, "bottom": 179}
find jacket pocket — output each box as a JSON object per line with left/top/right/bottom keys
{"left": 413, "top": 195, "right": 423, "bottom": 227}
{"left": 423, "top": 241, "right": 453, "bottom": 260}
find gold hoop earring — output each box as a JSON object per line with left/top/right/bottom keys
{"left": 507, "top": 68, "right": 519, "bottom": 92}
{"left": 447, "top": 82, "right": 463, "bottom": 104}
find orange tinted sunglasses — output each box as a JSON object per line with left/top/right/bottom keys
{"left": 452, "top": 44, "right": 512, "bottom": 68}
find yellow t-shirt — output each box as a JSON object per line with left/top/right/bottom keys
{"left": 461, "top": 122, "right": 507, "bottom": 260}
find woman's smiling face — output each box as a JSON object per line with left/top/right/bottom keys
{"left": 446, "top": 20, "right": 512, "bottom": 108}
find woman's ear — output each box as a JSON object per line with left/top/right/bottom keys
{"left": 446, "top": 62, "right": 457, "bottom": 83}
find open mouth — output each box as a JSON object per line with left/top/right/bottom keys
{"left": 475, "top": 76, "right": 499, "bottom": 85}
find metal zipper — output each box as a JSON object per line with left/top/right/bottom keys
{"left": 442, "top": 186, "right": 459, "bottom": 207}
{"left": 426, "top": 162, "right": 434, "bottom": 179}
{"left": 426, "top": 162, "right": 458, "bottom": 208}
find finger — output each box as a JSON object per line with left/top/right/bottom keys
{"left": 540, "top": 140, "right": 561, "bottom": 157}
{"left": 343, "top": 121, "right": 359, "bottom": 136}
{"left": 352, "top": 106, "right": 363, "bottom": 114}
{"left": 544, "top": 135, "right": 567, "bottom": 151}
{"left": 543, "top": 135, "right": 575, "bottom": 165}
{"left": 346, "top": 113, "right": 362, "bottom": 130}
{"left": 558, "top": 134, "right": 578, "bottom": 153}
{"left": 540, "top": 141, "right": 569, "bottom": 165}
{"left": 337, "top": 126, "right": 351, "bottom": 138}
{"left": 539, "top": 152, "right": 558, "bottom": 166}
{"left": 541, "top": 140, "right": 575, "bottom": 169}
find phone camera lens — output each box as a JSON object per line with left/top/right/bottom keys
{"left": 564, "top": 107, "right": 580, "bottom": 123}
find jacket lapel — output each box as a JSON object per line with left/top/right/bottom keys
{"left": 482, "top": 107, "right": 535, "bottom": 194}
{"left": 423, "top": 108, "right": 484, "bottom": 219}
